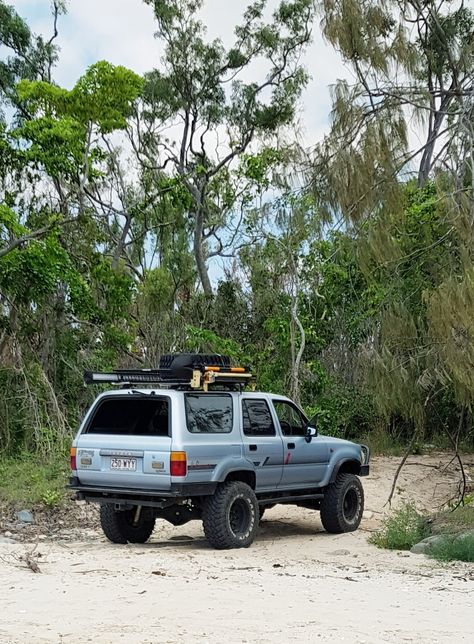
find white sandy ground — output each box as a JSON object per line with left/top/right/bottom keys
{"left": 0, "top": 454, "right": 473, "bottom": 644}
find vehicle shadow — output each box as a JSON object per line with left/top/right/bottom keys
{"left": 145, "top": 518, "right": 323, "bottom": 550}
{"left": 257, "top": 519, "right": 323, "bottom": 541}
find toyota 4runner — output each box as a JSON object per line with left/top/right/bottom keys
{"left": 69, "top": 354, "right": 370, "bottom": 549}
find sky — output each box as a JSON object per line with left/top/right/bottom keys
{"left": 10, "top": 0, "right": 352, "bottom": 148}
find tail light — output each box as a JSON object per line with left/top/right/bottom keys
{"left": 70, "top": 447, "right": 77, "bottom": 471}
{"left": 170, "top": 451, "right": 187, "bottom": 476}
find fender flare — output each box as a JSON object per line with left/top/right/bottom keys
{"left": 212, "top": 460, "right": 256, "bottom": 485}
{"left": 329, "top": 458, "right": 362, "bottom": 484}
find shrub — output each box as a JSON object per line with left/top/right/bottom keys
{"left": 305, "top": 380, "right": 379, "bottom": 441}
{"left": 369, "top": 503, "right": 429, "bottom": 550}
{"left": 428, "top": 533, "right": 474, "bottom": 563}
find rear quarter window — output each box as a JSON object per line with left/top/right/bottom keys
{"left": 185, "top": 394, "right": 233, "bottom": 433}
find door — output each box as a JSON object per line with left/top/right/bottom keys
{"left": 271, "top": 399, "right": 329, "bottom": 488}
{"left": 240, "top": 397, "right": 284, "bottom": 490}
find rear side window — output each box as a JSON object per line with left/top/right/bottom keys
{"left": 185, "top": 394, "right": 233, "bottom": 433}
{"left": 86, "top": 397, "right": 170, "bottom": 436}
{"left": 242, "top": 399, "right": 275, "bottom": 436}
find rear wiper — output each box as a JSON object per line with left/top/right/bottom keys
{"left": 129, "top": 389, "right": 156, "bottom": 396}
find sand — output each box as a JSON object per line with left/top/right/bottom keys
{"left": 0, "top": 454, "right": 473, "bottom": 644}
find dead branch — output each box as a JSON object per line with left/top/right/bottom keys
{"left": 385, "top": 433, "right": 417, "bottom": 507}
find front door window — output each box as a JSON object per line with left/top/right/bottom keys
{"left": 272, "top": 400, "right": 307, "bottom": 437}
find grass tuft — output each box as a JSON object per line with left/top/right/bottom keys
{"left": 369, "top": 502, "right": 429, "bottom": 550}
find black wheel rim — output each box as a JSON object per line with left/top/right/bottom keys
{"left": 343, "top": 488, "right": 359, "bottom": 522}
{"left": 229, "top": 498, "right": 251, "bottom": 537}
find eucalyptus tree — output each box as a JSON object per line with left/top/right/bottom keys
{"left": 133, "top": 0, "right": 315, "bottom": 294}
{"left": 0, "top": 0, "right": 65, "bottom": 113}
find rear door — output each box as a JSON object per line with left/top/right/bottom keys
{"left": 74, "top": 394, "right": 172, "bottom": 490}
{"left": 240, "top": 396, "right": 284, "bottom": 490}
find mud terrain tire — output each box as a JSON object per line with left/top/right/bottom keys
{"left": 320, "top": 473, "right": 364, "bottom": 533}
{"left": 100, "top": 505, "right": 156, "bottom": 544}
{"left": 202, "top": 481, "right": 259, "bottom": 549}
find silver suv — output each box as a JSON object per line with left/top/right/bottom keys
{"left": 69, "top": 354, "right": 370, "bottom": 549}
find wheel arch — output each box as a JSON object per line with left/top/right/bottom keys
{"left": 329, "top": 458, "right": 361, "bottom": 483}
{"left": 224, "top": 469, "right": 256, "bottom": 489}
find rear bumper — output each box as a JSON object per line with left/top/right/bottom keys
{"left": 68, "top": 477, "right": 217, "bottom": 505}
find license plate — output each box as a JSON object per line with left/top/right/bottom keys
{"left": 110, "top": 458, "right": 137, "bottom": 471}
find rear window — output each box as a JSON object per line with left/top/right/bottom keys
{"left": 85, "top": 397, "right": 170, "bottom": 436}
{"left": 185, "top": 394, "right": 233, "bottom": 433}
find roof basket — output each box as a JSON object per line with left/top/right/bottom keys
{"left": 84, "top": 353, "right": 253, "bottom": 391}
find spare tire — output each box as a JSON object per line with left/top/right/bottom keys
{"left": 159, "top": 353, "right": 231, "bottom": 380}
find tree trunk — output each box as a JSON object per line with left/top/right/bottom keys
{"left": 112, "top": 213, "right": 131, "bottom": 270}
{"left": 418, "top": 102, "right": 450, "bottom": 187}
{"left": 289, "top": 264, "right": 305, "bottom": 406}
{"left": 193, "top": 207, "right": 213, "bottom": 295}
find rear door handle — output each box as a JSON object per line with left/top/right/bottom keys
{"left": 287, "top": 443, "right": 295, "bottom": 449}
{"left": 249, "top": 444, "right": 257, "bottom": 451}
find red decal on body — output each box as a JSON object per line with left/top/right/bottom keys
{"left": 285, "top": 452, "right": 292, "bottom": 465}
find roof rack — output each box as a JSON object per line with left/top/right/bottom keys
{"left": 84, "top": 354, "right": 254, "bottom": 392}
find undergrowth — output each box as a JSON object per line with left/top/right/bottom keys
{"left": 431, "top": 505, "right": 474, "bottom": 535}
{"left": 369, "top": 503, "right": 429, "bottom": 550}
{"left": 0, "top": 454, "right": 69, "bottom": 507}
{"left": 370, "top": 501, "right": 474, "bottom": 561}
{"left": 428, "top": 533, "right": 474, "bottom": 563}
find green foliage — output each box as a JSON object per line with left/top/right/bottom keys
{"left": 0, "top": 363, "right": 69, "bottom": 456}
{"left": 14, "top": 115, "right": 87, "bottom": 178}
{"left": 0, "top": 0, "right": 61, "bottom": 106}
{"left": 0, "top": 455, "right": 69, "bottom": 507}
{"left": 0, "top": 232, "right": 71, "bottom": 302}
{"left": 1, "top": 0, "right": 474, "bottom": 477}
{"left": 41, "top": 488, "right": 63, "bottom": 508}
{"left": 431, "top": 505, "right": 474, "bottom": 535}
{"left": 428, "top": 533, "right": 474, "bottom": 563}
{"left": 18, "top": 61, "right": 143, "bottom": 132}
{"left": 71, "top": 61, "right": 144, "bottom": 132}
{"left": 370, "top": 503, "right": 430, "bottom": 550}
{"left": 141, "top": 0, "right": 314, "bottom": 292}
{"left": 0, "top": 203, "right": 27, "bottom": 237}
{"left": 186, "top": 325, "right": 251, "bottom": 365}
{"left": 14, "top": 61, "right": 142, "bottom": 178}
{"left": 306, "top": 380, "right": 378, "bottom": 439}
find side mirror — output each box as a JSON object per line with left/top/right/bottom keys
{"left": 305, "top": 425, "right": 317, "bottom": 443}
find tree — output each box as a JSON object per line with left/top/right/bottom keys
{"left": 314, "top": 0, "right": 474, "bottom": 222}
{"left": 134, "top": 0, "right": 315, "bottom": 294}
{"left": 310, "top": 0, "right": 474, "bottom": 455}
{"left": 0, "top": 0, "right": 65, "bottom": 112}
{"left": 0, "top": 1, "right": 69, "bottom": 258}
